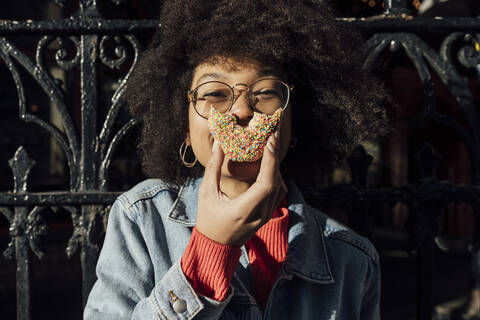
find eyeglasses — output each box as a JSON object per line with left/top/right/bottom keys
{"left": 188, "top": 78, "right": 293, "bottom": 119}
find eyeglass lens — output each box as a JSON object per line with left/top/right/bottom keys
{"left": 193, "top": 79, "right": 289, "bottom": 117}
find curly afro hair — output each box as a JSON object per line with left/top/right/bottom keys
{"left": 126, "top": 0, "right": 391, "bottom": 186}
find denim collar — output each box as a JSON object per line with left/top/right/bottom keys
{"left": 168, "top": 176, "right": 334, "bottom": 284}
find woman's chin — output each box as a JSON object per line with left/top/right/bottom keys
{"left": 221, "top": 157, "right": 261, "bottom": 182}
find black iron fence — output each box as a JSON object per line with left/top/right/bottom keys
{"left": 1, "top": 0, "right": 480, "bottom": 319}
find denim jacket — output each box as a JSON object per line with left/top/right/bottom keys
{"left": 84, "top": 177, "right": 381, "bottom": 320}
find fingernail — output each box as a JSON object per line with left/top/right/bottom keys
{"left": 274, "top": 130, "right": 279, "bottom": 139}
{"left": 267, "top": 141, "right": 275, "bottom": 154}
{"left": 212, "top": 140, "right": 218, "bottom": 152}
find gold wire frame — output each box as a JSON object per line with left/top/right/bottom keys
{"left": 187, "top": 77, "right": 294, "bottom": 119}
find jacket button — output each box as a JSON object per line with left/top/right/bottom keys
{"left": 169, "top": 290, "right": 187, "bottom": 313}
{"left": 173, "top": 298, "right": 187, "bottom": 313}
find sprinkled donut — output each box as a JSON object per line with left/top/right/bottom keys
{"left": 208, "top": 106, "right": 282, "bottom": 162}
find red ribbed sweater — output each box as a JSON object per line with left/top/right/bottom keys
{"left": 181, "top": 201, "right": 289, "bottom": 310}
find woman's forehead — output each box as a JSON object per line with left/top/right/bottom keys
{"left": 191, "top": 60, "right": 284, "bottom": 87}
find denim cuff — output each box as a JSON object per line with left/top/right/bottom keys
{"left": 148, "top": 259, "right": 234, "bottom": 319}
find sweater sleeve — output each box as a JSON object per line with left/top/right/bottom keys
{"left": 181, "top": 227, "right": 242, "bottom": 301}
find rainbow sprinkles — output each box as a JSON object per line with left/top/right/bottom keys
{"left": 208, "top": 106, "right": 282, "bottom": 162}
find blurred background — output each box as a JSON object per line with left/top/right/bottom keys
{"left": 1, "top": 0, "right": 480, "bottom": 319}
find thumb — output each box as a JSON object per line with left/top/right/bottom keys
{"left": 257, "top": 133, "right": 278, "bottom": 184}
{"left": 237, "top": 132, "right": 279, "bottom": 208}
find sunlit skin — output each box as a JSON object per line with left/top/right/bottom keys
{"left": 184, "top": 60, "right": 292, "bottom": 246}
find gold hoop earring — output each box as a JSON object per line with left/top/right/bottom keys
{"left": 179, "top": 142, "right": 197, "bottom": 168}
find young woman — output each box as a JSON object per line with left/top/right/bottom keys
{"left": 84, "top": 0, "right": 390, "bottom": 319}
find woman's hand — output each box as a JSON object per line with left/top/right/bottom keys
{"left": 195, "top": 130, "right": 287, "bottom": 247}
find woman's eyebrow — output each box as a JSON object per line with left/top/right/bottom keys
{"left": 257, "top": 69, "right": 283, "bottom": 79}
{"left": 196, "top": 73, "right": 227, "bottom": 85}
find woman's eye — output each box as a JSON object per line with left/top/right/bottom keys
{"left": 203, "top": 91, "right": 227, "bottom": 97}
{"left": 199, "top": 90, "right": 231, "bottom": 100}
{"left": 253, "top": 90, "right": 279, "bottom": 98}
{"left": 196, "top": 87, "right": 231, "bottom": 102}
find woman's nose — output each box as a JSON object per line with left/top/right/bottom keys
{"left": 230, "top": 91, "right": 253, "bottom": 125}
